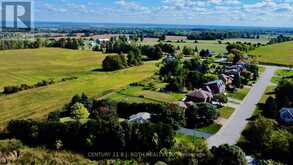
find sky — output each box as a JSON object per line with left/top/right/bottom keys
{"left": 30, "top": 0, "right": 293, "bottom": 27}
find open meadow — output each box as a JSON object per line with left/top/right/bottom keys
{"left": 249, "top": 41, "right": 293, "bottom": 66}
{"left": 0, "top": 48, "right": 157, "bottom": 127}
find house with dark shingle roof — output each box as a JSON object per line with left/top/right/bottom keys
{"left": 186, "top": 89, "right": 213, "bottom": 103}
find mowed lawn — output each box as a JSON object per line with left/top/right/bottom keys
{"left": 0, "top": 48, "right": 157, "bottom": 127}
{"left": 250, "top": 41, "right": 293, "bottom": 66}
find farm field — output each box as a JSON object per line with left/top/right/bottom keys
{"left": 249, "top": 41, "right": 293, "bottom": 66}
{"left": 222, "top": 37, "right": 270, "bottom": 44}
{"left": 143, "top": 37, "right": 271, "bottom": 54}
{"left": 143, "top": 40, "right": 228, "bottom": 54}
{"left": 0, "top": 48, "right": 157, "bottom": 127}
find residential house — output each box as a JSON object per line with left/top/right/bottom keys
{"left": 129, "top": 112, "right": 151, "bottom": 123}
{"left": 279, "top": 108, "right": 293, "bottom": 125}
{"left": 186, "top": 89, "right": 213, "bottom": 103}
{"left": 204, "top": 80, "right": 226, "bottom": 94}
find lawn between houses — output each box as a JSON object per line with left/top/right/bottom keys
{"left": 0, "top": 48, "right": 158, "bottom": 127}
{"left": 228, "top": 87, "right": 251, "bottom": 101}
{"left": 106, "top": 77, "right": 236, "bottom": 135}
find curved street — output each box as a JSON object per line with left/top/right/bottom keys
{"left": 207, "top": 66, "right": 277, "bottom": 148}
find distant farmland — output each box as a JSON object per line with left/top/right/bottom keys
{"left": 250, "top": 41, "right": 293, "bottom": 66}
{"left": 0, "top": 48, "right": 157, "bottom": 127}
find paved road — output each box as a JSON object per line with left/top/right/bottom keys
{"left": 207, "top": 66, "right": 277, "bottom": 148}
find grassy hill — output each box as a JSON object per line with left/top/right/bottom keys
{"left": 0, "top": 48, "right": 157, "bottom": 127}
{"left": 249, "top": 41, "right": 293, "bottom": 66}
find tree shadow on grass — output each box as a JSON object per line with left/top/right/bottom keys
{"left": 92, "top": 68, "right": 105, "bottom": 72}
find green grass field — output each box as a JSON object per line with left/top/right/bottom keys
{"left": 175, "top": 133, "right": 204, "bottom": 144}
{"left": 106, "top": 86, "right": 185, "bottom": 103}
{"left": 0, "top": 48, "right": 157, "bottom": 127}
{"left": 196, "top": 123, "right": 222, "bottom": 134}
{"left": 249, "top": 41, "right": 293, "bottom": 66}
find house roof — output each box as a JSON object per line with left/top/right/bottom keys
{"left": 187, "top": 89, "right": 213, "bottom": 99}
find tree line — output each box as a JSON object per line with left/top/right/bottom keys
{"left": 48, "top": 38, "right": 84, "bottom": 49}
{"left": 268, "top": 35, "right": 293, "bottom": 45}
{"left": 187, "top": 31, "right": 260, "bottom": 40}
{"left": 0, "top": 38, "right": 47, "bottom": 50}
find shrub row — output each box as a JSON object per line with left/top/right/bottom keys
{"left": 2, "top": 77, "right": 78, "bottom": 95}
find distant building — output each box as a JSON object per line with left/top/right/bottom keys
{"left": 162, "top": 54, "right": 176, "bottom": 64}
{"left": 204, "top": 80, "right": 226, "bottom": 94}
{"left": 279, "top": 108, "right": 293, "bottom": 125}
{"left": 129, "top": 112, "right": 151, "bottom": 123}
{"left": 96, "top": 38, "right": 110, "bottom": 44}
{"left": 186, "top": 89, "right": 213, "bottom": 103}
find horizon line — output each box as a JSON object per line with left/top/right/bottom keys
{"left": 34, "top": 20, "right": 293, "bottom": 29}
